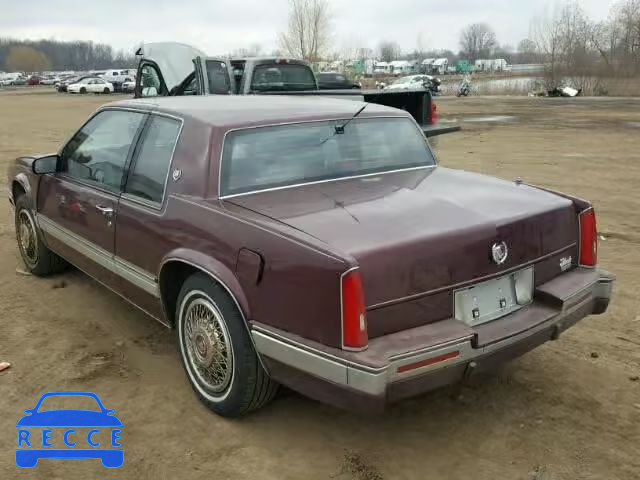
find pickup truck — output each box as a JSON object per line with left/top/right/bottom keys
{"left": 133, "top": 42, "right": 458, "bottom": 137}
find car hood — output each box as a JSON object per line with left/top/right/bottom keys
{"left": 139, "top": 42, "right": 206, "bottom": 91}
{"left": 16, "top": 410, "right": 123, "bottom": 427}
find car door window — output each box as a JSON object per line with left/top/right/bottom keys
{"left": 61, "top": 110, "right": 146, "bottom": 193}
{"left": 140, "top": 64, "right": 161, "bottom": 97}
{"left": 124, "top": 115, "right": 181, "bottom": 205}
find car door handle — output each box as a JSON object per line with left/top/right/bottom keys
{"left": 95, "top": 205, "right": 114, "bottom": 217}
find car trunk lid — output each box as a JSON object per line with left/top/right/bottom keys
{"left": 227, "top": 167, "right": 578, "bottom": 337}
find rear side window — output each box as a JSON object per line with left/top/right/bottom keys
{"left": 205, "top": 60, "right": 231, "bottom": 94}
{"left": 250, "top": 64, "right": 316, "bottom": 91}
{"left": 125, "top": 115, "right": 182, "bottom": 205}
{"left": 220, "top": 117, "right": 434, "bottom": 196}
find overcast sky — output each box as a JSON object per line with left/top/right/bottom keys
{"left": 1, "top": 0, "right": 619, "bottom": 56}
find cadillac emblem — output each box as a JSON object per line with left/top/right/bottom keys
{"left": 491, "top": 241, "right": 508, "bottom": 265}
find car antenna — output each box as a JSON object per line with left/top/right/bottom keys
{"left": 319, "top": 102, "right": 369, "bottom": 145}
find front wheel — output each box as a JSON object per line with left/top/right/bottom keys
{"left": 14, "top": 195, "right": 67, "bottom": 276}
{"left": 176, "top": 273, "right": 278, "bottom": 417}
{"left": 103, "top": 87, "right": 111, "bottom": 94}
{"left": 79, "top": 87, "right": 87, "bottom": 94}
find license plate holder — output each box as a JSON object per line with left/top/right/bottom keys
{"left": 454, "top": 267, "right": 534, "bottom": 326}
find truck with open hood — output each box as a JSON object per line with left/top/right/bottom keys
{"left": 133, "top": 42, "right": 459, "bottom": 137}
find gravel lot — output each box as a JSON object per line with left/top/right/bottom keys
{"left": 0, "top": 90, "right": 639, "bottom": 480}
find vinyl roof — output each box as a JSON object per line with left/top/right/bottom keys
{"left": 108, "top": 95, "right": 407, "bottom": 129}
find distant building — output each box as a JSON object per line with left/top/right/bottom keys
{"left": 431, "top": 58, "right": 449, "bottom": 75}
{"left": 474, "top": 59, "right": 510, "bottom": 72}
{"left": 373, "top": 61, "right": 391, "bottom": 75}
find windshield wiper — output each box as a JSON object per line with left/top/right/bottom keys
{"left": 319, "top": 103, "right": 368, "bottom": 145}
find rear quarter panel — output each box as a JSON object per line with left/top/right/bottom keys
{"left": 155, "top": 198, "right": 351, "bottom": 347}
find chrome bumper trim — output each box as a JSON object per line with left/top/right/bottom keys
{"left": 252, "top": 269, "right": 613, "bottom": 397}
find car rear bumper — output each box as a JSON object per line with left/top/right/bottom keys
{"left": 252, "top": 267, "right": 614, "bottom": 412}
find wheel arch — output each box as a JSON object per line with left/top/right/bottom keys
{"left": 157, "top": 249, "right": 251, "bottom": 329}
{"left": 12, "top": 173, "right": 31, "bottom": 202}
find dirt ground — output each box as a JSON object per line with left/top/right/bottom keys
{"left": 0, "top": 90, "right": 638, "bottom": 480}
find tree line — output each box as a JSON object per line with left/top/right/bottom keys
{"left": 277, "top": 0, "right": 640, "bottom": 78}
{"left": 0, "top": 38, "right": 137, "bottom": 72}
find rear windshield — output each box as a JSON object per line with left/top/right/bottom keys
{"left": 250, "top": 64, "right": 316, "bottom": 91}
{"left": 220, "top": 117, "right": 434, "bottom": 196}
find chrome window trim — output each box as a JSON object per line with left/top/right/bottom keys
{"left": 220, "top": 165, "right": 436, "bottom": 200}
{"left": 37, "top": 214, "right": 159, "bottom": 298}
{"left": 216, "top": 115, "right": 437, "bottom": 199}
{"left": 122, "top": 113, "right": 184, "bottom": 211}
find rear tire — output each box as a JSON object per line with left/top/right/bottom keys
{"left": 103, "top": 87, "right": 110, "bottom": 94}
{"left": 176, "top": 273, "right": 278, "bottom": 417}
{"left": 80, "top": 87, "right": 87, "bottom": 94}
{"left": 14, "top": 194, "right": 67, "bottom": 276}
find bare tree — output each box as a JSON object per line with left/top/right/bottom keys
{"left": 378, "top": 41, "right": 401, "bottom": 62}
{"left": 517, "top": 38, "right": 539, "bottom": 63}
{"left": 279, "top": 0, "right": 331, "bottom": 61}
{"left": 459, "top": 23, "right": 497, "bottom": 60}
{"left": 232, "top": 43, "right": 263, "bottom": 57}
{"left": 533, "top": 1, "right": 601, "bottom": 90}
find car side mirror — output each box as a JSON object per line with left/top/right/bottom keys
{"left": 141, "top": 86, "right": 158, "bottom": 97}
{"left": 32, "top": 155, "right": 58, "bottom": 175}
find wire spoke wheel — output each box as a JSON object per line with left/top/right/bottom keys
{"left": 17, "top": 209, "right": 38, "bottom": 267}
{"left": 183, "top": 296, "right": 233, "bottom": 394}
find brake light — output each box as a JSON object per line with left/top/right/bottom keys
{"left": 579, "top": 208, "right": 597, "bottom": 267}
{"left": 341, "top": 269, "right": 368, "bottom": 350}
{"left": 431, "top": 102, "right": 438, "bottom": 124}
{"left": 276, "top": 58, "right": 289, "bottom": 64}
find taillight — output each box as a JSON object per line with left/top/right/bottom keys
{"left": 579, "top": 208, "right": 597, "bottom": 267}
{"left": 341, "top": 269, "right": 368, "bottom": 350}
{"left": 431, "top": 102, "right": 438, "bottom": 124}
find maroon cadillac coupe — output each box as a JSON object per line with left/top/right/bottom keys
{"left": 9, "top": 95, "right": 614, "bottom": 417}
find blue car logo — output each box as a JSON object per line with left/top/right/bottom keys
{"left": 16, "top": 391, "right": 123, "bottom": 468}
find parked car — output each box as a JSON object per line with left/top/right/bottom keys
{"left": 56, "top": 76, "right": 87, "bottom": 92}
{"left": 67, "top": 77, "right": 114, "bottom": 94}
{"left": 27, "top": 76, "right": 43, "bottom": 86}
{"left": 133, "top": 42, "right": 454, "bottom": 137}
{"left": 40, "top": 76, "right": 60, "bottom": 86}
{"left": 101, "top": 69, "right": 136, "bottom": 92}
{"left": 9, "top": 95, "right": 614, "bottom": 417}
{"left": 316, "top": 72, "right": 361, "bottom": 90}
{"left": 385, "top": 75, "right": 439, "bottom": 92}
{"left": 0, "top": 74, "right": 27, "bottom": 86}
{"left": 122, "top": 79, "right": 136, "bottom": 93}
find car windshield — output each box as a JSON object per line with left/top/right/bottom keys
{"left": 250, "top": 64, "right": 316, "bottom": 91}
{"left": 220, "top": 117, "right": 434, "bottom": 196}
{"left": 37, "top": 395, "right": 101, "bottom": 412}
